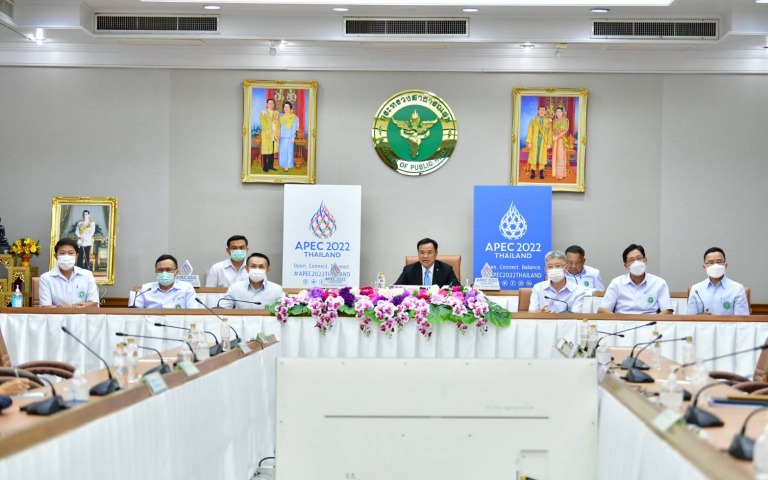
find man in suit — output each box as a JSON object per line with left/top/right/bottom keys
{"left": 395, "top": 238, "right": 459, "bottom": 287}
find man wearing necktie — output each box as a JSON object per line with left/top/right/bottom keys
{"left": 525, "top": 105, "right": 553, "bottom": 180}
{"left": 395, "top": 238, "right": 459, "bottom": 287}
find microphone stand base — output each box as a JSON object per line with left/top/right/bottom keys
{"left": 20, "top": 395, "right": 68, "bottom": 416}
{"left": 209, "top": 343, "right": 223, "bottom": 357}
{"left": 620, "top": 357, "right": 649, "bottom": 370}
{"left": 728, "top": 434, "right": 755, "bottom": 460}
{"left": 684, "top": 406, "right": 724, "bottom": 428}
{"left": 622, "top": 368, "right": 655, "bottom": 383}
{"left": 90, "top": 378, "right": 121, "bottom": 396}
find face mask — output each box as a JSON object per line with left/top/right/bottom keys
{"left": 629, "top": 261, "right": 646, "bottom": 276}
{"left": 249, "top": 268, "right": 267, "bottom": 283}
{"left": 706, "top": 264, "right": 726, "bottom": 279}
{"left": 57, "top": 255, "right": 76, "bottom": 270}
{"left": 230, "top": 250, "right": 247, "bottom": 262}
{"left": 157, "top": 272, "right": 175, "bottom": 286}
{"left": 547, "top": 268, "right": 565, "bottom": 282}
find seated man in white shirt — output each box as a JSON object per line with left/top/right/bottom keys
{"left": 219, "top": 253, "right": 284, "bottom": 309}
{"left": 598, "top": 244, "right": 673, "bottom": 314}
{"left": 687, "top": 247, "right": 749, "bottom": 315}
{"left": 564, "top": 244, "right": 604, "bottom": 291}
{"left": 205, "top": 235, "right": 250, "bottom": 287}
{"left": 529, "top": 250, "right": 586, "bottom": 313}
{"left": 134, "top": 254, "right": 198, "bottom": 309}
{"left": 39, "top": 238, "right": 100, "bottom": 308}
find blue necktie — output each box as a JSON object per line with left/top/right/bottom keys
{"left": 424, "top": 269, "right": 432, "bottom": 286}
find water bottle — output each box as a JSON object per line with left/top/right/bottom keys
{"left": 682, "top": 337, "right": 696, "bottom": 380}
{"left": 188, "top": 323, "right": 209, "bottom": 361}
{"left": 177, "top": 341, "right": 194, "bottom": 365}
{"left": 375, "top": 272, "right": 386, "bottom": 289}
{"left": 755, "top": 420, "right": 768, "bottom": 479}
{"left": 650, "top": 330, "right": 661, "bottom": 370}
{"left": 70, "top": 367, "right": 90, "bottom": 403}
{"left": 587, "top": 324, "right": 598, "bottom": 353}
{"left": 690, "top": 361, "right": 709, "bottom": 396}
{"left": 126, "top": 337, "right": 139, "bottom": 383}
{"left": 113, "top": 342, "right": 128, "bottom": 386}
{"left": 11, "top": 286, "right": 23, "bottom": 307}
{"left": 659, "top": 373, "right": 683, "bottom": 413}
{"left": 580, "top": 319, "right": 589, "bottom": 348}
{"left": 220, "top": 317, "right": 231, "bottom": 351}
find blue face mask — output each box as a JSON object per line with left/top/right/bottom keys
{"left": 230, "top": 250, "right": 247, "bottom": 262}
{"left": 157, "top": 272, "right": 175, "bottom": 286}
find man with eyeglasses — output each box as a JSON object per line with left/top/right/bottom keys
{"left": 598, "top": 244, "right": 673, "bottom": 314}
{"left": 564, "top": 245, "right": 604, "bottom": 292}
{"left": 529, "top": 250, "right": 586, "bottom": 313}
{"left": 133, "top": 254, "right": 199, "bottom": 309}
{"left": 686, "top": 247, "right": 749, "bottom": 315}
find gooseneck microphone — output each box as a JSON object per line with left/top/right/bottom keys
{"left": 20, "top": 377, "right": 69, "bottom": 416}
{"left": 728, "top": 406, "right": 768, "bottom": 460}
{"left": 674, "top": 343, "right": 768, "bottom": 372}
{"left": 619, "top": 335, "right": 692, "bottom": 370}
{"left": 694, "top": 290, "right": 707, "bottom": 314}
{"left": 622, "top": 334, "right": 662, "bottom": 383}
{"left": 154, "top": 322, "right": 222, "bottom": 356}
{"left": 116, "top": 332, "right": 199, "bottom": 363}
{"left": 61, "top": 326, "right": 121, "bottom": 396}
{"left": 135, "top": 345, "right": 171, "bottom": 376}
{"left": 216, "top": 297, "right": 263, "bottom": 308}
{"left": 589, "top": 331, "right": 625, "bottom": 357}
{"left": 684, "top": 381, "right": 727, "bottom": 428}
{"left": 617, "top": 322, "right": 661, "bottom": 369}
{"left": 129, "top": 288, "right": 151, "bottom": 308}
{"left": 196, "top": 298, "right": 241, "bottom": 348}
{"left": 543, "top": 296, "right": 570, "bottom": 313}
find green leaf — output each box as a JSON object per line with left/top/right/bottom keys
{"left": 338, "top": 305, "right": 356, "bottom": 315}
{"left": 486, "top": 301, "right": 512, "bottom": 328}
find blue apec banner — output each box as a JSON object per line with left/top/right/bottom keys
{"left": 473, "top": 186, "right": 552, "bottom": 291}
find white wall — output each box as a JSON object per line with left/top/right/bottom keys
{"left": 0, "top": 68, "right": 764, "bottom": 300}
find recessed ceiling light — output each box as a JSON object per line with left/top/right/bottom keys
{"left": 590, "top": 8, "right": 610, "bottom": 13}
{"left": 203, "top": 5, "right": 220, "bottom": 9}
{"left": 333, "top": 7, "right": 349, "bottom": 11}
{"left": 520, "top": 42, "right": 535, "bottom": 49}
{"left": 462, "top": 8, "right": 479, "bottom": 13}
{"left": 756, "top": 0, "right": 768, "bottom": 4}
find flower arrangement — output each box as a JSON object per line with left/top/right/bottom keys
{"left": 267, "top": 285, "right": 511, "bottom": 338}
{"left": 10, "top": 238, "right": 41, "bottom": 257}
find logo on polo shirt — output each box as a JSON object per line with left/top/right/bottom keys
{"left": 723, "top": 301, "right": 732, "bottom": 310}
{"left": 584, "top": 281, "right": 590, "bottom": 287}
{"left": 372, "top": 89, "right": 457, "bottom": 176}
{"left": 647, "top": 296, "right": 654, "bottom": 304}
{"left": 175, "top": 304, "right": 182, "bottom": 309}
{"left": 79, "top": 291, "right": 85, "bottom": 298}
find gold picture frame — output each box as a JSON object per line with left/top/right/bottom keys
{"left": 49, "top": 197, "right": 118, "bottom": 285}
{"left": 511, "top": 87, "right": 588, "bottom": 193}
{"left": 242, "top": 80, "right": 318, "bottom": 184}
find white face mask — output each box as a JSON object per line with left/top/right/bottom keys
{"left": 249, "top": 268, "right": 267, "bottom": 283}
{"left": 629, "top": 260, "right": 646, "bottom": 276}
{"left": 547, "top": 268, "right": 565, "bottom": 282}
{"left": 57, "top": 255, "right": 76, "bottom": 270}
{"left": 706, "top": 264, "right": 726, "bottom": 279}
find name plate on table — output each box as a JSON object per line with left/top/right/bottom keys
{"left": 474, "top": 277, "right": 500, "bottom": 290}
{"left": 142, "top": 372, "right": 169, "bottom": 395}
{"left": 176, "top": 361, "right": 200, "bottom": 377}
{"left": 176, "top": 275, "right": 201, "bottom": 287}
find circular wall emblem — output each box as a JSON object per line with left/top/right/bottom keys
{"left": 372, "top": 90, "right": 458, "bottom": 176}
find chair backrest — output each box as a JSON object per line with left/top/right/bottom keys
{"left": 687, "top": 284, "right": 752, "bottom": 315}
{"left": 404, "top": 255, "right": 461, "bottom": 283}
{"left": 31, "top": 276, "right": 40, "bottom": 307}
{"left": 518, "top": 288, "right": 532, "bottom": 312}
{"left": 754, "top": 336, "right": 768, "bottom": 382}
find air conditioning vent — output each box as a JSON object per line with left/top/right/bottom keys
{"left": 0, "top": 0, "right": 14, "bottom": 21}
{"left": 345, "top": 18, "right": 468, "bottom": 36}
{"left": 94, "top": 14, "right": 219, "bottom": 33}
{"left": 592, "top": 19, "right": 718, "bottom": 40}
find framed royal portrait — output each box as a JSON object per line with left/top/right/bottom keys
{"left": 49, "top": 197, "right": 118, "bottom": 285}
{"left": 511, "top": 87, "right": 588, "bottom": 193}
{"left": 242, "top": 80, "right": 318, "bottom": 184}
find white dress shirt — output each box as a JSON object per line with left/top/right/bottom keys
{"left": 600, "top": 273, "right": 673, "bottom": 314}
{"left": 39, "top": 266, "right": 99, "bottom": 306}
{"left": 219, "top": 279, "right": 284, "bottom": 309}
{"left": 529, "top": 280, "right": 586, "bottom": 313}
{"left": 134, "top": 280, "right": 198, "bottom": 309}
{"left": 687, "top": 276, "right": 749, "bottom": 315}
{"left": 205, "top": 259, "right": 248, "bottom": 287}
{"left": 564, "top": 264, "right": 604, "bottom": 291}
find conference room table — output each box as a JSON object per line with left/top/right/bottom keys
{"left": 0, "top": 337, "right": 278, "bottom": 480}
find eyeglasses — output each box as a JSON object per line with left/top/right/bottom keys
{"left": 704, "top": 260, "right": 726, "bottom": 266}
{"left": 625, "top": 256, "right": 645, "bottom": 264}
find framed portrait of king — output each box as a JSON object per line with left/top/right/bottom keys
{"left": 511, "top": 88, "right": 588, "bottom": 193}
{"left": 49, "top": 197, "right": 118, "bottom": 285}
{"left": 242, "top": 80, "right": 318, "bottom": 184}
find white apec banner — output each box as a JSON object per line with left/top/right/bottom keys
{"left": 282, "top": 185, "right": 361, "bottom": 288}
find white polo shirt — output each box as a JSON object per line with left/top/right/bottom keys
{"left": 565, "top": 264, "right": 604, "bottom": 291}
{"left": 687, "top": 276, "right": 749, "bottom": 315}
{"left": 219, "top": 279, "right": 284, "bottom": 309}
{"left": 39, "top": 266, "right": 99, "bottom": 306}
{"left": 529, "top": 280, "right": 586, "bottom": 313}
{"left": 205, "top": 259, "right": 248, "bottom": 287}
{"left": 600, "top": 273, "right": 673, "bottom": 314}
{"left": 134, "top": 280, "right": 198, "bottom": 309}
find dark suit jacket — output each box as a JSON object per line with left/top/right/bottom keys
{"left": 394, "top": 260, "right": 459, "bottom": 287}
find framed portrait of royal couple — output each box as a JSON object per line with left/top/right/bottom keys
{"left": 511, "top": 87, "right": 589, "bottom": 193}
{"left": 242, "top": 80, "right": 318, "bottom": 184}
{"left": 49, "top": 196, "right": 118, "bottom": 285}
